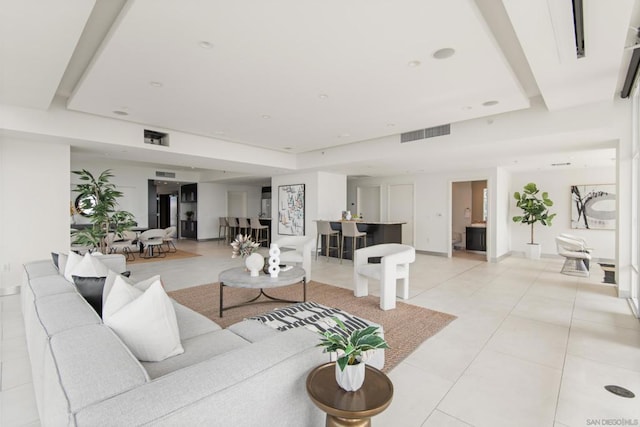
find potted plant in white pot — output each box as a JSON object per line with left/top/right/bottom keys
{"left": 512, "top": 182, "right": 556, "bottom": 259}
{"left": 317, "top": 318, "right": 389, "bottom": 392}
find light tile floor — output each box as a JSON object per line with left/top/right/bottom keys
{"left": 1, "top": 240, "right": 639, "bottom": 426}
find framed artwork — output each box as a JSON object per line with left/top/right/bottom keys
{"left": 278, "top": 184, "right": 305, "bottom": 235}
{"left": 570, "top": 184, "right": 616, "bottom": 230}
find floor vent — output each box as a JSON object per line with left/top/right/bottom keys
{"left": 156, "top": 171, "right": 176, "bottom": 178}
{"left": 604, "top": 385, "right": 635, "bottom": 398}
{"left": 401, "top": 124, "right": 450, "bottom": 143}
{"left": 144, "top": 129, "right": 170, "bottom": 146}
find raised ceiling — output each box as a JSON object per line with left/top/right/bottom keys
{"left": 1, "top": 0, "right": 638, "bottom": 178}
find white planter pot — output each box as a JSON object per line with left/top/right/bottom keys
{"left": 245, "top": 253, "right": 264, "bottom": 277}
{"left": 525, "top": 243, "right": 541, "bottom": 260}
{"left": 335, "top": 362, "right": 365, "bottom": 392}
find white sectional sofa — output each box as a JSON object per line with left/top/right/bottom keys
{"left": 22, "top": 255, "right": 326, "bottom": 426}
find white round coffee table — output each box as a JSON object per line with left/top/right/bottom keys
{"left": 218, "top": 266, "right": 306, "bottom": 317}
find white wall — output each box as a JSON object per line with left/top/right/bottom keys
{"left": 494, "top": 167, "right": 512, "bottom": 260}
{"left": 510, "top": 167, "right": 616, "bottom": 260}
{"left": 197, "top": 182, "right": 228, "bottom": 239}
{"left": 0, "top": 139, "right": 70, "bottom": 288}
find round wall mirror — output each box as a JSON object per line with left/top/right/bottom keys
{"left": 75, "top": 194, "right": 97, "bottom": 217}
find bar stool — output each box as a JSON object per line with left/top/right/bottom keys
{"left": 218, "top": 217, "right": 229, "bottom": 244}
{"left": 250, "top": 217, "right": 270, "bottom": 246}
{"left": 340, "top": 221, "right": 367, "bottom": 263}
{"left": 227, "top": 217, "right": 239, "bottom": 239}
{"left": 316, "top": 220, "right": 340, "bottom": 260}
{"left": 237, "top": 217, "right": 251, "bottom": 236}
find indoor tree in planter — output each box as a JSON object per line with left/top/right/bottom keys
{"left": 72, "top": 169, "right": 136, "bottom": 254}
{"left": 512, "top": 182, "right": 556, "bottom": 259}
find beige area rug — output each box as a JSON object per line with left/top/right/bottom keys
{"left": 168, "top": 281, "right": 457, "bottom": 372}
{"left": 127, "top": 249, "right": 201, "bottom": 264}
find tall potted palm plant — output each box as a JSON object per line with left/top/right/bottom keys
{"left": 512, "top": 182, "right": 556, "bottom": 259}
{"left": 72, "top": 169, "right": 136, "bottom": 254}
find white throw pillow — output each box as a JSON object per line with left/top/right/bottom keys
{"left": 103, "top": 277, "right": 183, "bottom": 362}
{"left": 102, "top": 271, "right": 160, "bottom": 311}
{"left": 57, "top": 253, "right": 68, "bottom": 276}
{"left": 65, "top": 252, "right": 109, "bottom": 284}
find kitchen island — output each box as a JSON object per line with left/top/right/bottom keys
{"left": 316, "top": 220, "right": 405, "bottom": 260}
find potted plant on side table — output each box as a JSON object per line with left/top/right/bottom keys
{"left": 512, "top": 182, "right": 556, "bottom": 259}
{"left": 317, "top": 318, "right": 389, "bottom": 392}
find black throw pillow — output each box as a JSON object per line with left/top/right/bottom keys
{"left": 51, "top": 252, "right": 59, "bottom": 271}
{"left": 73, "top": 276, "right": 107, "bottom": 316}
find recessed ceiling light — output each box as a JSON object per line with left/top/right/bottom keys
{"left": 318, "top": 93, "right": 329, "bottom": 99}
{"left": 338, "top": 133, "right": 351, "bottom": 138}
{"left": 261, "top": 114, "right": 271, "bottom": 119}
{"left": 408, "top": 60, "right": 421, "bottom": 68}
{"left": 386, "top": 123, "right": 396, "bottom": 127}
{"left": 113, "top": 110, "right": 129, "bottom": 116}
{"left": 433, "top": 48, "right": 456, "bottom": 59}
{"left": 215, "top": 131, "right": 225, "bottom": 135}
{"left": 198, "top": 41, "right": 214, "bottom": 49}
{"left": 462, "top": 106, "right": 472, "bottom": 110}
{"left": 150, "top": 81, "right": 163, "bottom": 88}
{"left": 482, "top": 100, "right": 499, "bottom": 106}
{"left": 283, "top": 147, "right": 293, "bottom": 150}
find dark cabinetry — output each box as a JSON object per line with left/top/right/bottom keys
{"left": 180, "top": 183, "right": 197, "bottom": 239}
{"left": 466, "top": 226, "right": 486, "bottom": 252}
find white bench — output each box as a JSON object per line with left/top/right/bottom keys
{"left": 354, "top": 243, "right": 416, "bottom": 310}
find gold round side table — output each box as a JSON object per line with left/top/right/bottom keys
{"left": 306, "top": 362, "right": 393, "bottom": 427}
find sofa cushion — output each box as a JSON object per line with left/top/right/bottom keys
{"left": 27, "top": 275, "right": 76, "bottom": 300}
{"left": 104, "top": 278, "right": 184, "bottom": 362}
{"left": 227, "top": 319, "right": 281, "bottom": 343}
{"left": 50, "top": 324, "right": 149, "bottom": 413}
{"left": 142, "top": 329, "right": 249, "bottom": 379}
{"left": 35, "top": 293, "right": 101, "bottom": 336}
{"left": 24, "top": 260, "right": 59, "bottom": 280}
{"left": 172, "top": 301, "right": 221, "bottom": 340}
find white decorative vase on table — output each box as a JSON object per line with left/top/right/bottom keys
{"left": 245, "top": 253, "right": 264, "bottom": 277}
{"left": 335, "top": 362, "right": 365, "bottom": 392}
{"left": 268, "top": 243, "right": 280, "bottom": 278}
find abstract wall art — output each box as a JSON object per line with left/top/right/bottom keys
{"left": 278, "top": 184, "right": 305, "bottom": 235}
{"left": 570, "top": 184, "right": 616, "bottom": 230}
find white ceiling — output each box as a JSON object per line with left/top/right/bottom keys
{"left": 1, "top": 0, "right": 639, "bottom": 180}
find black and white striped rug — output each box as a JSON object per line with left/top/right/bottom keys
{"left": 248, "top": 301, "right": 379, "bottom": 337}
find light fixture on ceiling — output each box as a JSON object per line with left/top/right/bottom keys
{"left": 283, "top": 147, "right": 293, "bottom": 150}
{"left": 113, "top": 110, "right": 129, "bottom": 116}
{"left": 338, "top": 133, "right": 351, "bottom": 138}
{"left": 149, "top": 81, "right": 163, "bottom": 88}
{"left": 318, "top": 93, "right": 328, "bottom": 99}
{"left": 482, "top": 100, "right": 499, "bottom": 106}
{"left": 386, "top": 123, "right": 396, "bottom": 127}
{"left": 621, "top": 28, "right": 640, "bottom": 98}
{"left": 407, "top": 60, "right": 421, "bottom": 68}
{"left": 551, "top": 162, "right": 572, "bottom": 166}
{"left": 261, "top": 114, "right": 271, "bottom": 119}
{"left": 462, "top": 106, "right": 472, "bottom": 110}
{"left": 198, "top": 40, "right": 214, "bottom": 49}
{"left": 432, "top": 48, "right": 455, "bottom": 59}
{"left": 572, "top": 0, "right": 585, "bottom": 58}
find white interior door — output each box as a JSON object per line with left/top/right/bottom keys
{"left": 356, "top": 186, "right": 381, "bottom": 221}
{"left": 388, "top": 184, "right": 414, "bottom": 245}
{"left": 227, "top": 191, "right": 247, "bottom": 217}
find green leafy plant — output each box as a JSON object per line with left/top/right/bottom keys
{"left": 317, "top": 317, "right": 389, "bottom": 371}
{"left": 512, "top": 182, "right": 556, "bottom": 244}
{"left": 72, "top": 169, "right": 136, "bottom": 253}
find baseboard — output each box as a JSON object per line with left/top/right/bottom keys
{"left": 490, "top": 252, "right": 512, "bottom": 263}
{"left": 416, "top": 250, "right": 448, "bottom": 257}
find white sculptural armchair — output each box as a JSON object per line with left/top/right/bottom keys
{"left": 274, "top": 236, "right": 316, "bottom": 281}
{"left": 556, "top": 236, "right": 591, "bottom": 277}
{"left": 353, "top": 243, "right": 416, "bottom": 310}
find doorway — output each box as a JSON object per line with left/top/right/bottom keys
{"left": 451, "top": 179, "right": 488, "bottom": 260}
{"left": 356, "top": 186, "right": 381, "bottom": 221}
{"left": 148, "top": 179, "right": 181, "bottom": 230}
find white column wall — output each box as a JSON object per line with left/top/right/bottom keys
{"left": 197, "top": 182, "right": 228, "bottom": 240}
{"left": 0, "top": 139, "right": 70, "bottom": 288}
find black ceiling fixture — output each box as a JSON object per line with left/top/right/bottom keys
{"left": 621, "top": 39, "right": 640, "bottom": 99}
{"left": 572, "top": 0, "right": 585, "bottom": 58}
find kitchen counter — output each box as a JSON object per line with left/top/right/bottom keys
{"left": 315, "top": 220, "right": 405, "bottom": 259}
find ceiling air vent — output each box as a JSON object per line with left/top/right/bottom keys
{"left": 144, "top": 129, "right": 169, "bottom": 146}
{"left": 401, "top": 124, "right": 450, "bottom": 143}
{"left": 156, "top": 171, "right": 176, "bottom": 178}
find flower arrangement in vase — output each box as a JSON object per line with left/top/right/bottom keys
{"left": 317, "top": 317, "right": 389, "bottom": 391}
{"left": 231, "top": 234, "right": 262, "bottom": 276}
